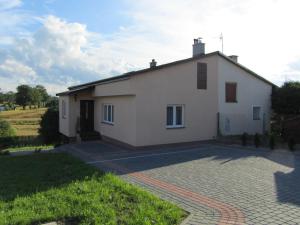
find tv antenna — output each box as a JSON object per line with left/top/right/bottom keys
{"left": 220, "top": 33, "right": 224, "bottom": 53}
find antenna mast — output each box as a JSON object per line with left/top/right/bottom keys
{"left": 220, "top": 33, "right": 224, "bottom": 53}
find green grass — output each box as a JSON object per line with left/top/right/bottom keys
{"left": 0, "top": 153, "right": 186, "bottom": 225}
{"left": 0, "top": 108, "right": 47, "bottom": 136}
{"left": 8, "top": 119, "right": 40, "bottom": 125}
{"left": 3, "top": 144, "right": 54, "bottom": 152}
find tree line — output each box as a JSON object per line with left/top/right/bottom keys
{"left": 0, "top": 84, "right": 58, "bottom": 110}
{"left": 271, "top": 81, "right": 300, "bottom": 143}
{"left": 272, "top": 81, "right": 300, "bottom": 115}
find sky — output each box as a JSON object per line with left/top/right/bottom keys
{"left": 0, "top": 0, "right": 299, "bottom": 94}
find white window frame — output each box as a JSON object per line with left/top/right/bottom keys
{"left": 62, "top": 100, "right": 66, "bottom": 119}
{"left": 166, "top": 105, "right": 185, "bottom": 128}
{"left": 103, "top": 104, "right": 114, "bottom": 124}
{"left": 252, "top": 105, "right": 261, "bottom": 120}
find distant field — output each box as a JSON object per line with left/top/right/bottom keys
{"left": 0, "top": 108, "right": 47, "bottom": 136}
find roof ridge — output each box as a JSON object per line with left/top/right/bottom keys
{"left": 63, "top": 51, "right": 274, "bottom": 93}
{"left": 67, "top": 52, "right": 219, "bottom": 90}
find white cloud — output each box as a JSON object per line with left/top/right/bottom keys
{"left": 0, "top": 0, "right": 34, "bottom": 46}
{"left": 1, "top": 0, "right": 300, "bottom": 95}
{"left": 0, "top": 58, "right": 37, "bottom": 92}
{"left": 0, "top": 0, "right": 22, "bottom": 11}
{"left": 123, "top": 0, "right": 300, "bottom": 84}
{"left": 0, "top": 15, "right": 137, "bottom": 94}
{"left": 0, "top": 58, "right": 36, "bottom": 79}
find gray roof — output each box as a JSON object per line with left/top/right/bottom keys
{"left": 57, "top": 51, "right": 275, "bottom": 96}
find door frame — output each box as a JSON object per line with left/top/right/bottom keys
{"left": 80, "top": 100, "right": 94, "bottom": 132}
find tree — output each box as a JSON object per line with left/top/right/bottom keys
{"left": 0, "top": 93, "right": 3, "bottom": 104}
{"left": 35, "top": 85, "right": 49, "bottom": 107}
{"left": 15, "top": 85, "right": 32, "bottom": 110}
{"left": 39, "top": 108, "right": 60, "bottom": 144}
{"left": 0, "top": 91, "right": 16, "bottom": 104}
{"left": 272, "top": 81, "right": 300, "bottom": 115}
{"left": 30, "top": 87, "right": 43, "bottom": 108}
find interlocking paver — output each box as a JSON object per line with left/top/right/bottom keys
{"left": 61, "top": 142, "right": 300, "bottom": 225}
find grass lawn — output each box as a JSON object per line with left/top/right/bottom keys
{"left": 0, "top": 153, "right": 186, "bottom": 225}
{"left": 0, "top": 108, "right": 47, "bottom": 136}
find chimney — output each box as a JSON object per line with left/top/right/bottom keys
{"left": 193, "top": 38, "right": 205, "bottom": 57}
{"left": 229, "top": 55, "right": 238, "bottom": 63}
{"left": 150, "top": 59, "right": 157, "bottom": 68}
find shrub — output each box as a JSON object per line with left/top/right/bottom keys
{"left": 241, "top": 132, "right": 248, "bottom": 146}
{"left": 46, "top": 97, "right": 58, "bottom": 111}
{"left": 39, "top": 108, "right": 60, "bottom": 144}
{"left": 269, "top": 134, "right": 275, "bottom": 150}
{"left": 0, "top": 119, "right": 16, "bottom": 147}
{"left": 254, "top": 133, "right": 260, "bottom": 148}
{"left": 288, "top": 137, "right": 295, "bottom": 151}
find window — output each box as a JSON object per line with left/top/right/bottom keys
{"left": 166, "top": 105, "right": 184, "bottom": 128}
{"left": 103, "top": 104, "right": 114, "bottom": 124}
{"left": 225, "top": 82, "right": 237, "bottom": 103}
{"left": 253, "top": 106, "right": 261, "bottom": 120}
{"left": 62, "top": 100, "right": 66, "bottom": 119}
{"left": 197, "top": 63, "right": 207, "bottom": 89}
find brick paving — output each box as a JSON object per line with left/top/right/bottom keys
{"left": 61, "top": 141, "right": 300, "bottom": 225}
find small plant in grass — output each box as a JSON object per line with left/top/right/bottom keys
{"left": 34, "top": 148, "right": 42, "bottom": 153}
{"left": 288, "top": 137, "right": 295, "bottom": 151}
{"left": 0, "top": 150, "right": 10, "bottom": 156}
{"left": 269, "top": 134, "right": 275, "bottom": 150}
{"left": 254, "top": 133, "right": 261, "bottom": 148}
{"left": 241, "top": 132, "right": 248, "bottom": 146}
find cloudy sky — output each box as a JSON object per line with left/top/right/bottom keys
{"left": 0, "top": 0, "right": 299, "bottom": 94}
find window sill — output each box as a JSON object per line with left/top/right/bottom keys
{"left": 166, "top": 125, "right": 185, "bottom": 129}
{"left": 225, "top": 101, "right": 238, "bottom": 103}
{"left": 102, "top": 121, "right": 114, "bottom": 126}
{"left": 253, "top": 119, "right": 261, "bottom": 121}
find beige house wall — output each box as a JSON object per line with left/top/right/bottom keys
{"left": 217, "top": 57, "right": 272, "bottom": 135}
{"left": 59, "top": 96, "right": 71, "bottom": 136}
{"left": 93, "top": 78, "right": 134, "bottom": 97}
{"left": 132, "top": 55, "right": 219, "bottom": 146}
{"left": 94, "top": 95, "right": 137, "bottom": 146}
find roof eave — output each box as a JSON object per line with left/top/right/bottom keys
{"left": 56, "top": 86, "right": 95, "bottom": 96}
{"left": 217, "top": 52, "right": 276, "bottom": 87}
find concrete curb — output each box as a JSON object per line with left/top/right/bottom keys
{"left": 180, "top": 213, "right": 194, "bottom": 225}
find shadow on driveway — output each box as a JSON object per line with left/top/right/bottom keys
{"left": 62, "top": 141, "right": 300, "bottom": 207}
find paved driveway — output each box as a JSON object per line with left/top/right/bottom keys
{"left": 61, "top": 141, "right": 300, "bottom": 225}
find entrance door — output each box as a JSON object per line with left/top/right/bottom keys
{"left": 80, "top": 100, "right": 94, "bottom": 132}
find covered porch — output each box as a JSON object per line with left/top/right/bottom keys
{"left": 57, "top": 86, "right": 101, "bottom": 141}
